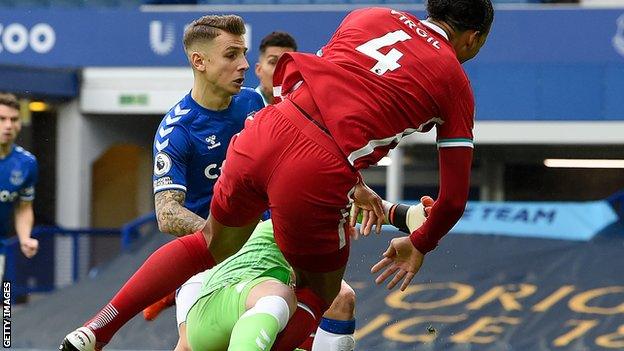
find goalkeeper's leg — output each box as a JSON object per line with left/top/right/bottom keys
{"left": 228, "top": 279, "right": 296, "bottom": 351}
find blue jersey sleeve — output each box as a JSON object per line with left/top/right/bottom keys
{"left": 153, "top": 122, "right": 192, "bottom": 194}
{"left": 19, "top": 157, "right": 38, "bottom": 201}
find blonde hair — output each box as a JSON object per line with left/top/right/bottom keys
{"left": 183, "top": 14, "right": 246, "bottom": 53}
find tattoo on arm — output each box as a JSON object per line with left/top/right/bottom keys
{"left": 154, "top": 190, "right": 206, "bottom": 237}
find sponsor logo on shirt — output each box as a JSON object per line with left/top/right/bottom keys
{"left": 204, "top": 163, "right": 221, "bottom": 180}
{"left": 206, "top": 135, "right": 221, "bottom": 150}
{"left": 9, "top": 170, "right": 23, "bottom": 186}
{"left": 154, "top": 152, "right": 172, "bottom": 176}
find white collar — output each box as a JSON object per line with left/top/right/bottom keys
{"left": 421, "top": 20, "right": 450, "bottom": 41}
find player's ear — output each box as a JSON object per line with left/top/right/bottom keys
{"left": 255, "top": 62, "right": 262, "bottom": 77}
{"left": 466, "top": 30, "right": 482, "bottom": 51}
{"left": 190, "top": 51, "right": 206, "bottom": 72}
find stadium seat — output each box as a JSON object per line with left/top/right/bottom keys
{"left": 238, "top": 0, "right": 272, "bottom": 4}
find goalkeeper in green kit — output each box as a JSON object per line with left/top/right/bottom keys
{"left": 185, "top": 197, "right": 433, "bottom": 351}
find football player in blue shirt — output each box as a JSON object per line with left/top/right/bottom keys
{"left": 0, "top": 93, "right": 39, "bottom": 279}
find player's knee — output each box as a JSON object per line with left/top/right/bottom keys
{"left": 174, "top": 335, "right": 191, "bottom": 351}
{"left": 272, "top": 283, "right": 298, "bottom": 318}
{"left": 325, "top": 283, "right": 356, "bottom": 320}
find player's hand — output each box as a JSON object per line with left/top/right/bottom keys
{"left": 371, "top": 236, "right": 424, "bottom": 291}
{"left": 20, "top": 237, "right": 39, "bottom": 258}
{"left": 350, "top": 182, "right": 384, "bottom": 236}
{"left": 421, "top": 196, "right": 434, "bottom": 217}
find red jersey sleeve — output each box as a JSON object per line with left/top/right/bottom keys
{"left": 435, "top": 79, "right": 475, "bottom": 150}
{"left": 409, "top": 147, "right": 472, "bottom": 253}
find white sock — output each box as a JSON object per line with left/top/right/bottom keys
{"left": 311, "top": 326, "right": 355, "bottom": 351}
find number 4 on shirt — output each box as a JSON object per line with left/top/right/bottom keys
{"left": 355, "top": 30, "right": 411, "bottom": 76}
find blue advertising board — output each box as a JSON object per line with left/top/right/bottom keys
{"left": 2, "top": 8, "right": 624, "bottom": 67}
{"left": 452, "top": 200, "right": 620, "bottom": 241}
{"left": 1, "top": 7, "right": 624, "bottom": 119}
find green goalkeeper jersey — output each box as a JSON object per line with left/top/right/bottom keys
{"left": 199, "top": 220, "right": 293, "bottom": 299}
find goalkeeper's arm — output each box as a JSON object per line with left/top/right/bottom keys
{"left": 354, "top": 197, "right": 433, "bottom": 234}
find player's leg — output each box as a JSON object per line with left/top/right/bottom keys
{"left": 60, "top": 230, "right": 216, "bottom": 351}
{"left": 172, "top": 272, "right": 204, "bottom": 351}
{"left": 297, "top": 280, "right": 355, "bottom": 350}
{"left": 228, "top": 279, "right": 296, "bottom": 351}
{"left": 174, "top": 324, "right": 189, "bottom": 351}
{"left": 185, "top": 285, "right": 242, "bottom": 351}
{"left": 143, "top": 291, "right": 175, "bottom": 321}
{"left": 311, "top": 281, "right": 356, "bottom": 351}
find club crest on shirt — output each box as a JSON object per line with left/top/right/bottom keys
{"left": 206, "top": 135, "right": 221, "bottom": 150}
{"left": 614, "top": 14, "right": 624, "bottom": 57}
{"left": 154, "top": 152, "right": 172, "bottom": 176}
{"left": 10, "top": 169, "right": 24, "bottom": 186}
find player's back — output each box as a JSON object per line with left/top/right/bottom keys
{"left": 275, "top": 7, "right": 474, "bottom": 169}
{"left": 198, "top": 220, "right": 292, "bottom": 298}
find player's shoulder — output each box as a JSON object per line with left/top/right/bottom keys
{"left": 13, "top": 145, "right": 37, "bottom": 163}
{"left": 343, "top": 7, "right": 404, "bottom": 26}
{"left": 235, "top": 87, "right": 264, "bottom": 107}
{"left": 346, "top": 6, "right": 390, "bottom": 18}
{"left": 161, "top": 93, "right": 195, "bottom": 128}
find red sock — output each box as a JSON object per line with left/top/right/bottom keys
{"left": 85, "top": 231, "right": 214, "bottom": 345}
{"left": 298, "top": 334, "right": 315, "bottom": 350}
{"left": 272, "top": 305, "right": 317, "bottom": 351}
{"left": 272, "top": 288, "right": 327, "bottom": 351}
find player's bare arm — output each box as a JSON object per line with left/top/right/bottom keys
{"left": 155, "top": 189, "right": 206, "bottom": 237}
{"left": 14, "top": 200, "right": 38, "bottom": 258}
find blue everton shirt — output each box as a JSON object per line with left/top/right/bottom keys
{"left": 0, "top": 145, "right": 38, "bottom": 237}
{"left": 152, "top": 88, "right": 264, "bottom": 219}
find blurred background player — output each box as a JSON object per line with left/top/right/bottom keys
{"left": 255, "top": 32, "right": 297, "bottom": 105}
{"left": 0, "top": 92, "right": 39, "bottom": 280}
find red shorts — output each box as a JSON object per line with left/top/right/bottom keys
{"left": 210, "top": 98, "right": 358, "bottom": 273}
